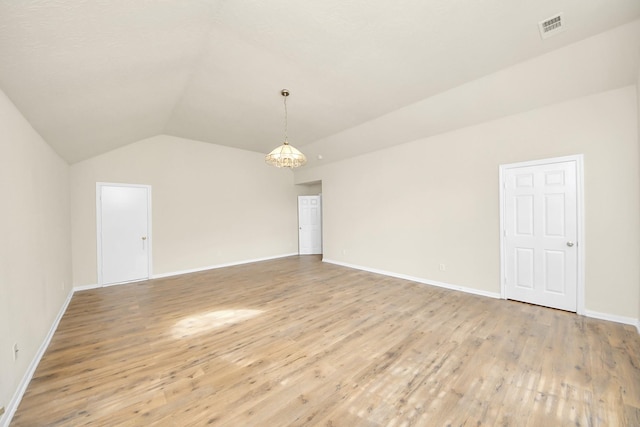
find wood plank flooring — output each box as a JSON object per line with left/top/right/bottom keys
{"left": 11, "top": 256, "right": 640, "bottom": 426}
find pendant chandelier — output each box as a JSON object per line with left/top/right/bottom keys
{"left": 265, "top": 89, "right": 307, "bottom": 168}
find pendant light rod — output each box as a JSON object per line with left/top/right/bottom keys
{"left": 282, "top": 89, "right": 289, "bottom": 144}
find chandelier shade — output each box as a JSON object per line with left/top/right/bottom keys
{"left": 265, "top": 141, "right": 307, "bottom": 168}
{"left": 265, "top": 89, "right": 307, "bottom": 169}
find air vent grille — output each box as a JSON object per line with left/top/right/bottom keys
{"left": 538, "top": 13, "right": 565, "bottom": 39}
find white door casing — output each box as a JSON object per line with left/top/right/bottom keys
{"left": 97, "top": 183, "right": 152, "bottom": 285}
{"left": 500, "top": 156, "right": 584, "bottom": 313}
{"left": 298, "top": 195, "right": 322, "bottom": 255}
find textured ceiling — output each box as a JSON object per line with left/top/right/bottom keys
{"left": 0, "top": 0, "right": 639, "bottom": 164}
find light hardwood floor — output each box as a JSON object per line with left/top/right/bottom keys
{"left": 11, "top": 256, "right": 640, "bottom": 426}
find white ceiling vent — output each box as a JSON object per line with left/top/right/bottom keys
{"left": 538, "top": 13, "right": 565, "bottom": 39}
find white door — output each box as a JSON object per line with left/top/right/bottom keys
{"left": 502, "top": 158, "right": 580, "bottom": 312}
{"left": 298, "top": 195, "right": 322, "bottom": 255}
{"left": 98, "top": 184, "right": 151, "bottom": 285}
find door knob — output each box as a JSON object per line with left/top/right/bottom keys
{"left": 142, "top": 236, "right": 147, "bottom": 240}
{"left": 566, "top": 241, "right": 574, "bottom": 247}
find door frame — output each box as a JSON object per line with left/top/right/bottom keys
{"left": 96, "top": 182, "right": 153, "bottom": 286}
{"left": 499, "top": 154, "right": 585, "bottom": 314}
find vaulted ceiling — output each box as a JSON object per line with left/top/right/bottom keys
{"left": 0, "top": 0, "right": 639, "bottom": 164}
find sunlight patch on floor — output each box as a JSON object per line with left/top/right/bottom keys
{"left": 172, "top": 309, "right": 263, "bottom": 338}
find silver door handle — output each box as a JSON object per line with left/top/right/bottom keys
{"left": 142, "top": 236, "right": 147, "bottom": 240}
{"left": 566, "top": 241, "right": 574, "bottom": 247}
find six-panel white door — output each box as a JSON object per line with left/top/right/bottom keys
{"left": 503, "top": 160, "right": 578, "bottom": 311}
{"left": 99, "top": 184, "right": 151, "bottom": 285}
{"left": 298, "top": 195, "right": 322, "bottom": 255}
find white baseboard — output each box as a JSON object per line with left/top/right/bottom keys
{"left": 324, "top": 259, "right": 640, "bottom": 334}
{"left": 1, "top": 289, "right": 74, "bottom": 427}
{"left": 72, "top": 254, "right": 300, "bottom": 291}
{"left": 152, "top": 253, "right": 299, "bottom": 280}
{"left": 73, "top": 283, "right": 100, "bottom": 292}
{"left": 74, "top": 280, "right": 144, "bottom": 291}
{"left": 322, "top": 258, "right": 502, "bottom": 299}
{"left": 583, "top": 309, "right": 639, "bottom": 330}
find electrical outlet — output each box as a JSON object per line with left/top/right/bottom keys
{"left": 12, "top": 343, "right": 19, "bottom": 361}
{"left": 439, "top": 264, "right": 446, "bottom": 271}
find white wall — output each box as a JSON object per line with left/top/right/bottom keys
{"left": 70, "top": 135, "right": 299, "bottom": 286}
{"left": 637, "top": 65, "right": 640, "bottom": 328}
{"left": 296, "top": 86, "right": 640, "bottom": 321}
{"left": 296, "top": 182, "right": 322, "bottom": 196}
{"left": 0, "top": 90, "right": 72, "bottom": 420}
